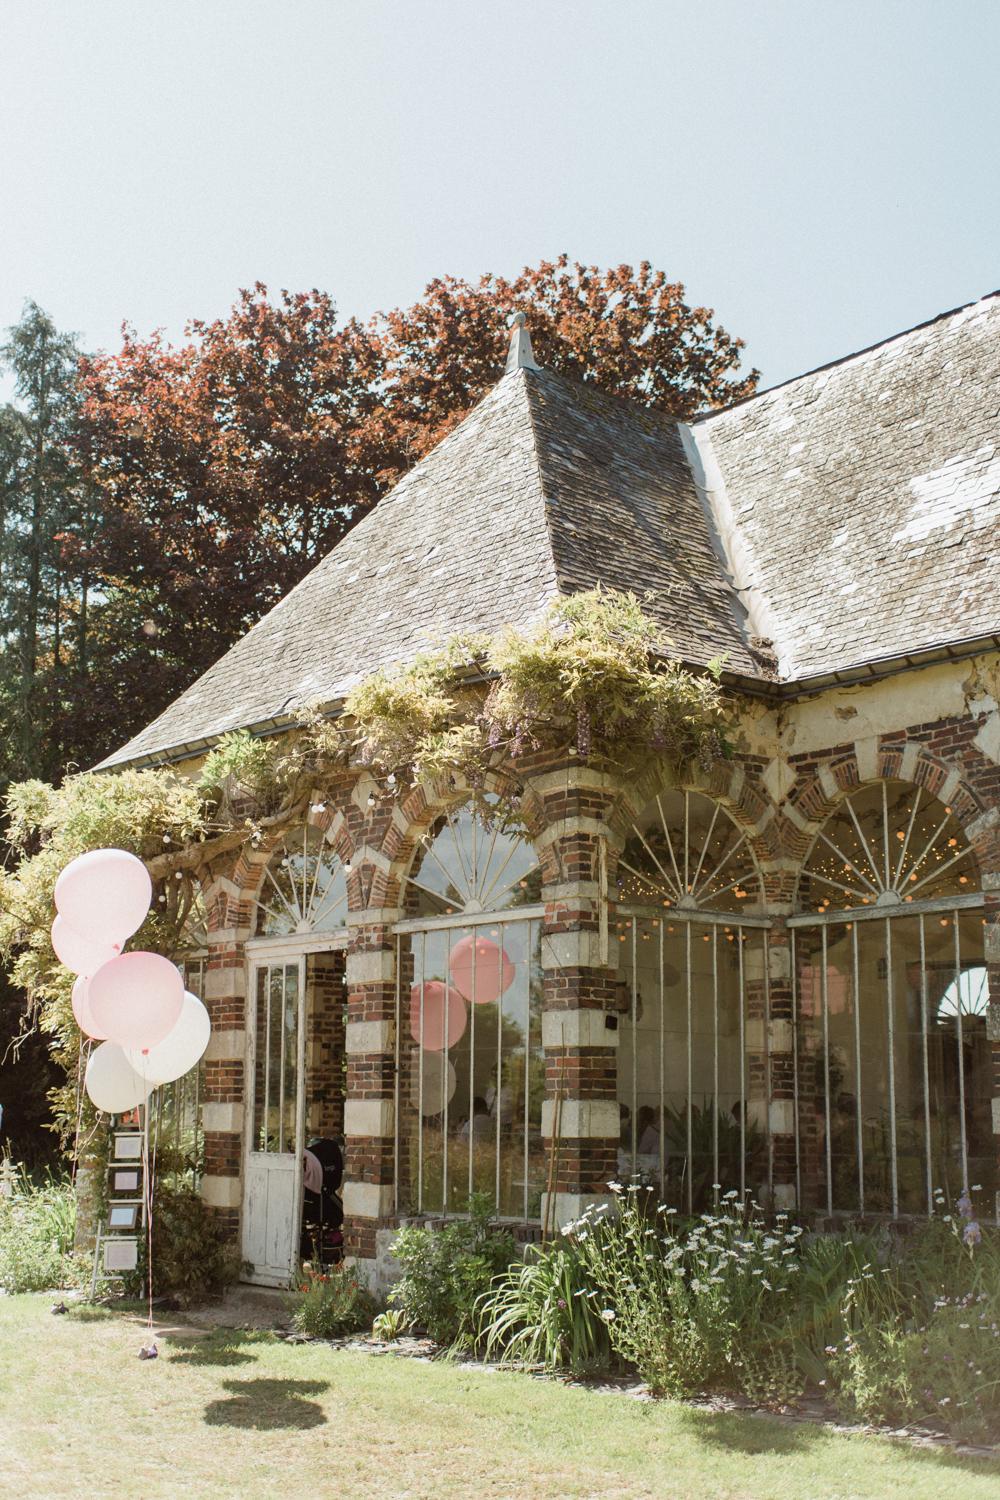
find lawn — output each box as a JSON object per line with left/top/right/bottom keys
{"left": 0, "top": 1295, "right": 997, "bottom": 1499}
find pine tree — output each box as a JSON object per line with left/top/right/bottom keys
{"left": 0, "top": 303, "right": 93, "bottom": 787}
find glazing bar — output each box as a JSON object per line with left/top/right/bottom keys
{"left": 822, "top": 926, "right": 832, "bottom": 1220}
{"left": 738, "top": 927, "right": 746, "bottom": 1203}
{"left": 443, "top": 931, "right": 451, "bottom": 1215}
{"left": 686, "top": 922, "right": 693, "bottom": 1215}
{"left": 631, "top": 921, "right": 638, "bottom": 1180}
{"left": 763, "top": 927, "right": 773, "bottom": 1208}
{"left": 659, "top": 920, "right": 665, "bottom": 1195}
{"left": 394, "top": 937, "right": 401, "bottom": 1215}
{"left": 712, "top": 925, "right": 719, "bottom": 1208}
{"left": 261, "top": 969, "right": 271, "bottom": 1153}
{"left": 885, "top": 918, "right": 899, "bottom": 1218}
{"left": 791, "top": 927, "right": 801, "bottom": 1213}
{"left": 920, "top": 915, "right": 932, "bottom": 1216}
{"left": 852, "top": 922, "right": 863, "bottom": 1217}
{"left": 523, "top": 924, "right": 530, "bottom": 1224}
{"left": 418, "top": 933, "right": 425, "bottom": 1214}
{"left": 954, "top": 912, "right": 969, "bottom": 1190}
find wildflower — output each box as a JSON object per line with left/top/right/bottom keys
{"left": 558, "top": 1299, "right": 567, "bottom": 1309}
{"left": 600, "top": 1309, "right": 616, "bottom": 1322}
{"left": 963, "top": 1221, "right": 982, "bottom": 1247}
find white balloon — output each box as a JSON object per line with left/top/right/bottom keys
{"left": 55, "top": 848, "right": 152, "bottom": 948}
{"left": 408, "top": 1047, "right": 457, "bottom": 1115}
{"left": 85, "top": 1041, "right": 152, "bottom": 1114}
{"left": 51, "top": 915, "right": 119, "bottom": 978}
{"left": 125, "top": 992, "right": 211, "bottom": 1085}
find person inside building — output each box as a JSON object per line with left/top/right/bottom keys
{"left": 300, "top": 1136, "right": 345, "bottom": 1263}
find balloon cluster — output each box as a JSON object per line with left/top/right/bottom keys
{"left": 408, "top": 933, "right": 515, "bottom": 1051}
{"left": 53, "top": 850, "right": 211, "bottom": 1115}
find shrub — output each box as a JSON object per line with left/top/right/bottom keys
{"left": 286, "top": 1263, "right": 378, "bottom": 1339}
{"left": 823, "top": 1199, "right": 1000, "bottom": 1444}
{"left": 121, "top": 1185, "right": 234, "bottom": 1303}
{"left": 389, "top": 1193, "right": 519, "bottom": 1347}
{"left": 567, "top": 1187, "right": 807, "bottom": 1397}
{"left": 479, "top": 1240, "right": 613, "bottom": 1373}
{"left": 0, "top": 1165, "right": 82, "bottom": 1294}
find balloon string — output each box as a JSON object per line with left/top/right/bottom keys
{"left": 70, "top": 1037, "right": 92, "bottom": 1195}
{"left": 141, "top": 1058, "right": 154, "bottom": 1333}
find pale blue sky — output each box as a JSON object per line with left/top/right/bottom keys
{"left": 1, "top": 0, "right": 998, "bottom": 396}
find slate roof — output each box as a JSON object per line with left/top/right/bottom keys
{"left": 97, "top": 363, "right": 751, "bottom": 769}
{"left": 692, "top": 292, "right": 1000, "bottom": 680}
{"left": 98, "top": 292, "right": 1000, "bottom": 771}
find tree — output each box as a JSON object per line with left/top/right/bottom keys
{"left": 365, "top": 256, "right": 760, "bottom": 482}
{"left": 0, "top": 304, "right": 95, "bottom": 787}
{"left": 75, "top": 287, "right": 385, "bottom": 762}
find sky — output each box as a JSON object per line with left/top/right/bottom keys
{"left": 1, "top": 0, "right": 998, "bottom": 399}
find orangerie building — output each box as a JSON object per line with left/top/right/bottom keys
{"left": 96, "top": 298, "right": 1000, "bottom": 1289}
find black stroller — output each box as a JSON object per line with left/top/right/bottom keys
{"left": 300, "top": 1137, "right": 345, "bottom": 1264}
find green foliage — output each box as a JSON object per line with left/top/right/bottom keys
{"left": 563, "top": 1189, "right": 806, "bottom": 1397}
{"left": 195, "top": 729, "right": 295, "bottom": 817}
{"left": 286, "top": 1262, "right": 378, "bottom": 1339}
{"left": 479, "top": 1240, "right": 614, "bottom": 1373}
{"left": 120, "top": 1184, "right": 234, "bottom": 1303}
{"left": 389, "top": 1193, "right": 519, "bottom": 1347}
{"left": 343, "top": 588, "right": 729, "bottom": 796}
{"left": 0, "top": 764, "right": 212, "bottom": 1141}
{"left": 372, "top": 1307, "right": 408, "bottom": 1343}
{"left": 0, "top": 1165, "right": 83, "bottom": 1294}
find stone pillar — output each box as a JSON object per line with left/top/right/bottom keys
{"left": 199, "top": 870, "right": 253, "bottom": 1242}
{"left": 342, "top": 914, "right": 397, "bottom": 1272}
{"left": 535, "top": 769, "right": 620, "bottom": 1231}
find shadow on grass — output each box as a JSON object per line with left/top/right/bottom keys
{"left": 204, "top": 1378, "right": 329, "bottom": 1430}
{"left": 677, "top": 1407, "right": 818, "bottom": 1455}
{"left": 677, "top": 1406, "right": 1000, "bottom": 1473}
{"left": 168, "top": 1330, "right": 276, "bottom": 1368}
{"left": 65, "top": 1306, "right": 115, "bottom": 1324}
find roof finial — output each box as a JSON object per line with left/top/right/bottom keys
{"left": 505, "top": 310, "right": 540, "bottom": 375}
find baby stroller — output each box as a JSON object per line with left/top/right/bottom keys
{"left": 301, "top": 1136, "right": 345, "bottom": 1265}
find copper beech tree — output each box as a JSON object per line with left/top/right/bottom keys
{"left": 68, "top": 258, "right": 757, "bottom": 766}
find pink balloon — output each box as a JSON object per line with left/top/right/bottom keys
{"left": 449, "top": 934, "right": 515, "bottom": 1005}
{"left": 88, "top": 951, "right": 184, "bottom": 1051}
{"left": 51, "top": 915, "right": 119, "bottom": 977}
{"left": 55, "top": 848, "right": 152, "bottom": 948}
{"left": 71, "top": 975, "right": 109, "bottom": 1041}
{"left": 409, "top": 982, "right": 467, "bottom": 1051}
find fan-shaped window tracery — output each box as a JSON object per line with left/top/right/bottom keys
{"left": 403, "top": 797, "right": 541, "bottom": 917}
{"left": 254, "top": 825, "right": 348, "bottom": 936}
{"left": 618, "top": 789, "right": 763, "bottom": 914}
{"left": 796, "top": 780, "right": 979, "bottom": 913}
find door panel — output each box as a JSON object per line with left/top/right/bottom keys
{"left": 242, "top": 959, "right": 306, "bottom": 1285}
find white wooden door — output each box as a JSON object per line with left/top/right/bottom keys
{"left": 242, "top": 958, "right": 306, "bottom": 1286}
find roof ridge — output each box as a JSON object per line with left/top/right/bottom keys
{"left": 693, "top": 287, "right": 1000, "bottom": 424}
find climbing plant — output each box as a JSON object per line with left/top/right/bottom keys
{"left": 342, "top": 588, "right": 730, "bottom": 790}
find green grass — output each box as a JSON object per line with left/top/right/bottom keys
{"left": 0, "top": 1295, "right": 997, "bottom": 1499}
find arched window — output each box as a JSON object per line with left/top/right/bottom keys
{"left": 790, "top": 780, "right": 989, "bottom": 1222}
{"left": 615, "top": 789, "right": 769, "bottom": 1213}
{"left": 403, "top": 797, "right": 541, "bottom": 917}
{"left": 254, "top": 825, "right": 348, "bottom": 936}
{"left": 618, "top": 788, "right": 763, "bottom": 912}
{"left": 394, "top": 796, "right": 544, "bottom": 1223}
{"left": 796, "top": 780, "right": 978, "bottom": 912}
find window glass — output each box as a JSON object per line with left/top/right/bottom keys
{"left": 405, "top": 797, "right": 540, "bottom": 917}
